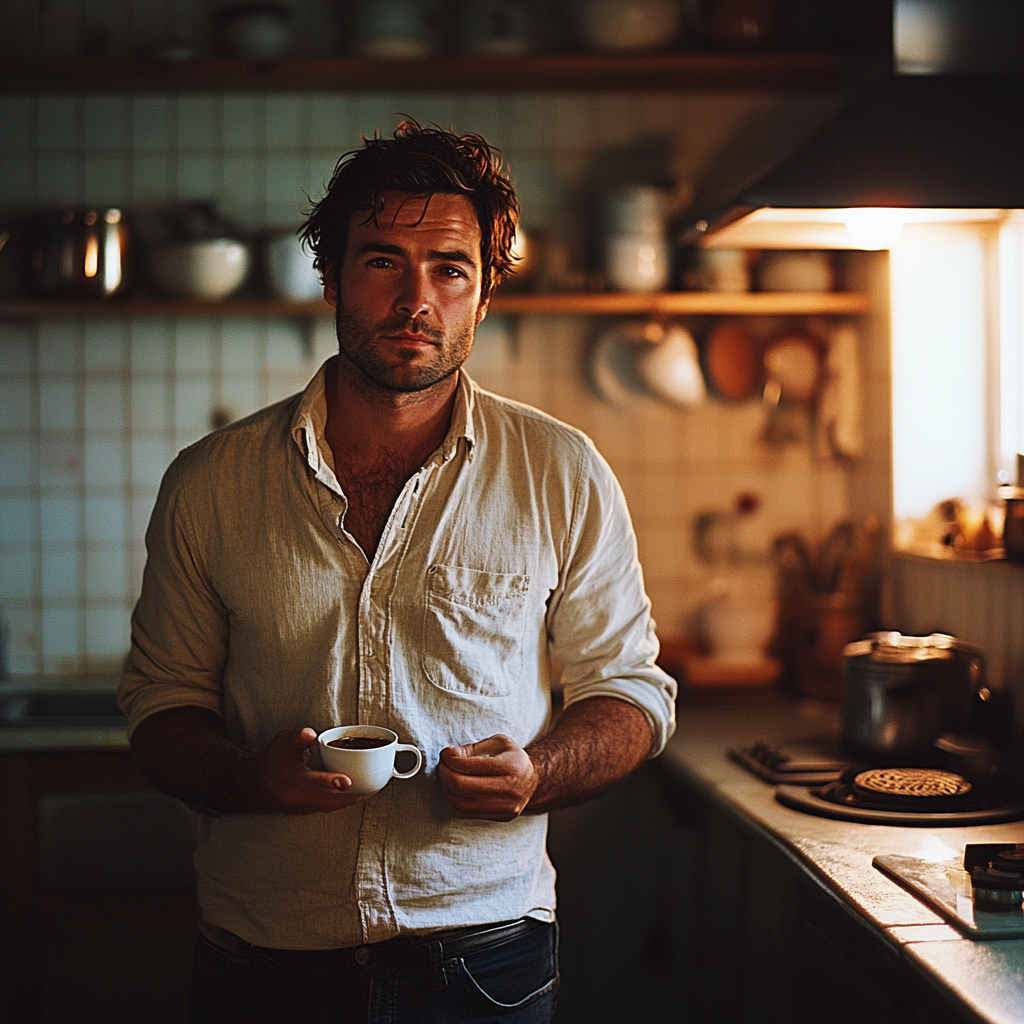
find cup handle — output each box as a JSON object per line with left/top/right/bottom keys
{"left": 392, "top": 744, "right": 423, "bottom": 780}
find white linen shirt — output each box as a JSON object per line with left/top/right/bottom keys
{"left": 119, "top": 359, "right": 676, "bottom": 950}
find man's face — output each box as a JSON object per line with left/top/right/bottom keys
{"left": 324, "top": 191, "right": 489, "bottom": 395}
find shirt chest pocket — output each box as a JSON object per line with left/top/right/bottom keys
{"left": 422, "top": 564, "right": 530, "bottom": 697}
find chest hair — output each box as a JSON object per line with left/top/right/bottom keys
{"left": 335, "top": 447, "right": 419, "bottom": 561}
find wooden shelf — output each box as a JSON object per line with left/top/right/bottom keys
{"left": 0, "top": 291, "right": 870, "bottom": 319}
{"left": 0, "top": 52, "right": 871, "bottom": 94}
{"left": 493, "top": 291, "right": 871, "bottom": 316}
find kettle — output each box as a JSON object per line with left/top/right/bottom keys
{"left": 28, "top": 208, "right": 131, "bottom": 298}
{"left": 841, "top": 632, "right": 986, "bottom": 761}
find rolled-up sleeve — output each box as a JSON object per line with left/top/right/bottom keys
{"left": 119, "top": 452, "right": 228, "bottom": 738}
{"left": 546, "top": 441, "right": 677, "bottom": 755}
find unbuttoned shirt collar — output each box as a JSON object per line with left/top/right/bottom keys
{"left": 290, "top": 357, "right": 477, "bottom": 496}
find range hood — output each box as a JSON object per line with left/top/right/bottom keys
{"left": 689, "top": 2, "right": 1024, "bottom": 249}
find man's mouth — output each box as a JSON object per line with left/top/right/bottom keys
{"left": 381, "top": 321, "right": 442, "bottom": 346}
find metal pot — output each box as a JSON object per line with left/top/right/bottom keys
{"left": 841, "top": 632, "right": 985, "bottom": 760}
{"left": 28, "top": 208, "right": 131, "bottom": 298}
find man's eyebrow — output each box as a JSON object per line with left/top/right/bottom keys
{"left": 351, "top": 243, "right": 477, "bottom": 266}
{"left": 352, "top": 242, "right": 406, "bottom": 258}
{"left": 429, "top": 249, "right": 476, "bottom": 265}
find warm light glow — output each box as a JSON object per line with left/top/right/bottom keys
{"left": 915, "top": 835, "right": 959, "bottom": 864}
{"left": 83, "top": 234, "right": 98, "bottom": 278}
{"left": 103, "top": 225, "right": 122, "bottom": 294}
{"left": 842, "top": 208, "right": 907, "bottom": 250}
{"left": 891, "top": 224, "right": 988, "bottom": 518}
{"left": 999, "top": 213, "right": 1024, "bottom": 480}
{"left": 701, "top": 207, "right": 1004, "bottom": 250}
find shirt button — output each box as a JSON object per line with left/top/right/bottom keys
{"left": 354, "top": 946, "right": 370, "bottom": 966}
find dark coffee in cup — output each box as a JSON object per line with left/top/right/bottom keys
{"left": 327, "top": 736, "right": 390, "bottom": 750}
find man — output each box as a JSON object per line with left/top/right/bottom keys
{"left": 119, "top": 121, "right": 676, "bottom": 1024}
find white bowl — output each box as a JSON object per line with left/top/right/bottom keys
{"left": 757, "top": 250, "right": 833, "bottom": 292}
{"left": 149, "top": 239, "right": 251, "bottom": 300}
{"left": 217, "top": 5, "right": 291, "bottom": 58}
{"left": 575, "top": 0, "right": 682, "bottom": 52}
{"left": 265, "top": 231, "right": 322, "bottom": 301}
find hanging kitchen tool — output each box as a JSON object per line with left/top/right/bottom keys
{"left": 760, "top": 332, "right": 820, "bottom": 444}
{"left": 815, "top": 322, "right": 865, "bottom": 461}
{"left": 589, "top": 320, "right": 706, "bottom": 408}
{"left": 703, "top": 320, "right": 759, "bottom": 401}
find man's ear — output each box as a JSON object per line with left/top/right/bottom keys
{"left": 476, "top": 294, "right": 490, "bottom": 325}
{"left": 323, "top": 264, "right": 338, "bottom": 308}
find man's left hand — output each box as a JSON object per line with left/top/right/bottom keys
{"left": 438, "top": 734, "right": 539, "bottom": 821}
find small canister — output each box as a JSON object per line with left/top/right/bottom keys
{"left": 998, "top": 453, "right": 1024, "bottom": 563}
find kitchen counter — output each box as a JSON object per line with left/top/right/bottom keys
{"left": 661, "top": 699, "right": 1024, "bottom": 1024}
{"left": 0, "top": 675, "right": 129, "bottom": 751}
{"left": 5, "top": 680, "right": 1023, "bottom": 1021}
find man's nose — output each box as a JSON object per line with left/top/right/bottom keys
{"left": 394, "top": 270, "right": 431, "bottom": 319}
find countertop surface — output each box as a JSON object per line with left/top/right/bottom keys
{"left": 0, "top": 675, "right": 129, "bottom": 751}
{"left": 662, "top": 699, "right": 1024, "bottom": 1024}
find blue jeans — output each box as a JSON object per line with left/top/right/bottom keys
{"left": 188, "top": 918, "right": 558, "bottom": 1024}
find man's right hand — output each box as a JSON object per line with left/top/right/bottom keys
{"left": 129, "top": 706, "right": 365, "bottom": 815}
{"left": 254, "top": 726, "right": 366, "bottom": 814}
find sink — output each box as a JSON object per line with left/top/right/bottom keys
{"left": 0, "top": 687, "right": 125, "bottom": 726}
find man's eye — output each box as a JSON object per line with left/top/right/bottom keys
{"left": 367, "top": 257, "right": 394, "bottom": 269}
{"left": 438, "top": 266, "right": 466, "bottom": 278}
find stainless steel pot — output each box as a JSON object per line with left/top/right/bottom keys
{"left": 29, "top": 208, "right": 130, "bottom": 297}
{"left": 842, "top": 632, "right": 985, "bottom": 760}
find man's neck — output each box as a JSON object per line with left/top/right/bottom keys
{"left": 324, "top": 354, "right": 459, "bottom": 476}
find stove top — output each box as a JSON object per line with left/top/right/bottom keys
{"left": 777, "top": 766, "right": 1024, "bottom": 825}
{"left": 874, "top": 846, "right": 1024, "bottom": 938}
{"left": 729, "top": 739, "right": 850, "bottom": 785}
{"left": 735, "top": 737, "right": 1024, "bottom": 825}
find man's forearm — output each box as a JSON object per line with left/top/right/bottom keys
{"left": 129, "top": 706, "right": 268, "bottom": 813}
{"left": 131, "top": 706, "right": 368, "bottom": 815}
{"left": 524, "top": 696, "right": 652, "bottom": 813}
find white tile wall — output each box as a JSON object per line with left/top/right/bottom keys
{"left": 0, "top": 39, "right": 887, "bottom": 674}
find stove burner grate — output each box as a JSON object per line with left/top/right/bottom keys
{"left": 853, "top": 767, "right": 972, "bottom": 798}
{"left": 818, "top": 766, "right": 995, "bottom": 814}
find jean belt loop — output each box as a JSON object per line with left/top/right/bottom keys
{"left": 428, "top": 939, "right": 451, "bottom": 990}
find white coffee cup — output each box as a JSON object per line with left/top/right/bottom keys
{"left": 318, "top": 726, "right": 423, "bottom": 796}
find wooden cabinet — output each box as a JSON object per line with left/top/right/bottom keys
{"left": 0, "top": 749, "right": 199, "bottom": 1024}
{"left": 548, "top": 760, "right": 980, "bottom": 1024}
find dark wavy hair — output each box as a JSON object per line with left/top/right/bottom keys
{"left": 300, "top": 120, "right": 519, "bottom": 300}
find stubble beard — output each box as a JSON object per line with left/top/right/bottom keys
{"left": 334, "top": 305, "right": 476, "bottom": 397}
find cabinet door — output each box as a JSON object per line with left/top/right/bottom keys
{"left": 0, "top": 750, "right": 200, "bottom": 1024}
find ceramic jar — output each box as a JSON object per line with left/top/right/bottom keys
{"left": 603, "top": 185, "right": 671, "bottom": 293}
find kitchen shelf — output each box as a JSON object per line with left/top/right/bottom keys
{"left": 492, "top": 291, "right": 870, "bottom": 315}
{"left": 0, "top": 292, "right": 871, "bottom": 319}
{"left": 0, "top": 52, "right": 871, "bottom": 94}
